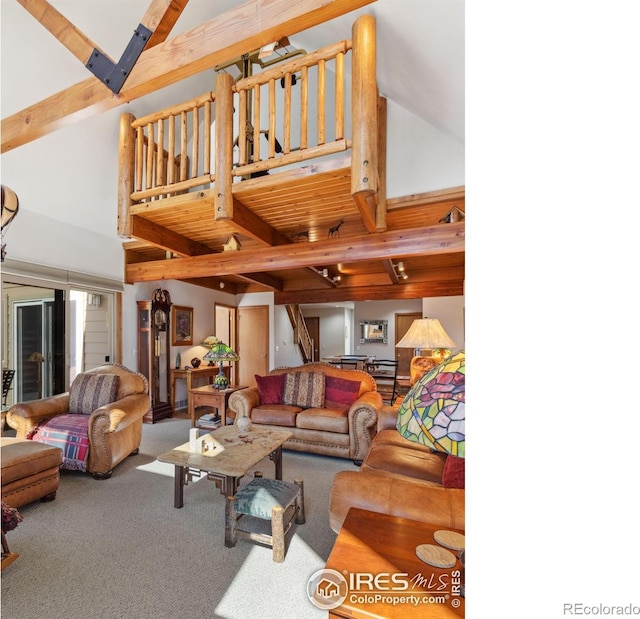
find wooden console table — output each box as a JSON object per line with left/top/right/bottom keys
{"left": 325, "top": 508, "right": 465, "bottom": 618}
{"left": 169, "top": 366, "right": 219, "bottom": 412}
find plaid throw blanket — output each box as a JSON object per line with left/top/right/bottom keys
{"left": 29, "top": 414, "right": 90, "bottom": 472}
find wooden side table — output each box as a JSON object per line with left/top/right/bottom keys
{"left": 188, "top": 384, "right": 247, "bottom": 428}
{"left": 325, "top": 508, "right": 465, "bottom": 618}
{"left": 169, "top": 366, "right": 220, "bottom": 412}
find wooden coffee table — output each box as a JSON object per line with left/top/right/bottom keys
{"left": 325, "top": 508, "right": 465, "bottom": 618}
{"left": 157, "top": 425, "right": 292, "bottom": 507}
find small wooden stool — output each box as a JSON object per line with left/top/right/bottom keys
{"left": 225, "top": 473, "right": 305, "bottom": 562}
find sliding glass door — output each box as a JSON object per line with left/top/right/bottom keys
{"left": 14, "top": 299, "right": 55, "bottom": 401}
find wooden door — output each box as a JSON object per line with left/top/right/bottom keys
{"left": 305, "top": 316, "right": 320, "bottom": 362}
{"left": 238, "top": 306, "right": 269, "bottom": 386}
{"left": 395, "top": 312, "right": 421, "bottom": 376}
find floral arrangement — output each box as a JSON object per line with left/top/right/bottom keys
{"left": 1, "top": 501, "right": 23, "bottom": 533}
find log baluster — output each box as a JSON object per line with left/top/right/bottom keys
{"left": 191, "top": 106, "right": 199, "bottom": 179}
{"left": 335, "top": 52, "right": 344, "bottom": 141}
{"left": 268, "top": 78, "right": 276, "bottom": 159}
{"left": 283, "top": 73, "right": 292, "bottom": 155}
{"left": 180, "top": 111, "right": 188, "bottom": 182}
{"left": 253, "top": 85, "right": 261, "bottom": 163}
{"left": 317, "top": 59, "right": 326, "bottom": 146}
{"left": 300, "top": 66, "right": 308, "bottom": 150}
{"left": 146, "top": 123, "right": 154, "bottom": 195}
{"left": 238, "top": 88, "right": 247, "bottom": 166}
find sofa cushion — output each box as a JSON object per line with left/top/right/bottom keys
{"left": 283, "top": 371, "right": 325, "bottom": 408}
{"left": 442, "top": 455, "right": 465, "bottom": 488}
{"left": 296, "top": 408, "right": 349, "bottom": 433}
{"left": 251, "top": 404, "right": 301, "bottom": 427}
{"left": 69, "top": 373, "right": 120, "bottom": 415}
{"left": 255, "top": 374, "right": 286, "bottom": 405}
{"left": 324, "top": 376, "right": 361, "bottom": 412}
{"left": 362, "top": 440, "right": 446, "bottom": 485}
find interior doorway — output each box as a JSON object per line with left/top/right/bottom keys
{"left": 395, "top": 312, "right": 422, "bottom": 377}
{"left": 237, "top": 306, "right": 269, "bottom": 386}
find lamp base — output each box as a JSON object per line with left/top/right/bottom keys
{"left": 214, "top": 364, "right": 229, "bottom": 389}
{"left": 409, "top": 356, "right": 438, "bottom": 384}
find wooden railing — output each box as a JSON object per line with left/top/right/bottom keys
{"left": 286, "top": 305, "right": 314, "bottom": 363}
{"left": 118, "top": 15, "right": 378, "bottom": 236}
{"left": 231, "top": 39, "right": 352, "bottom": 179}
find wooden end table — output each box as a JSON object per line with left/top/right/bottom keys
{"left": 188, "top": 384, "right": 247, "bottom": 428}
{"left": 325, "top": 508, "right": 465, "bottom": 618}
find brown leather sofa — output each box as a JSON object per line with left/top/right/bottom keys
{"left": 228, "top": 363, "right": 383, "bottom": 463}
{"left": 328, "top": 405, "right": 465, "bottom": 532}
{"left": 6, "top": 364, "right": 150, "bottom": 479}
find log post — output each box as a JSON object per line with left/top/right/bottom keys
{"left": 351, "top": 14, "right": 378, "bottom": 231}
{"left": 215, "top": 72, "right": 235, "bottom": 220}
{"left": 118, "top": 113, "right": 136, "bottom": 237}
{"left": 376, "top": 95, "right": 387, "bottom": 231}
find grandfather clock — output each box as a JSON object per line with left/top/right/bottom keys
{"left": 137, "top": 289, "right": 173, "bottom": 423}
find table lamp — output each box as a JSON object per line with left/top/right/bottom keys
{"left": 203, "top": 337, "right": 239, "bottom": 389}
{"left": 396, "top": 318, "right": 457, "bottom": 384}
{"left": 396, "top": 350, "right": 465, "bottom": 576}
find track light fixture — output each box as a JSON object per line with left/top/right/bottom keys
{"left": 392, "top": 261, "right": 409, "bottom": 281}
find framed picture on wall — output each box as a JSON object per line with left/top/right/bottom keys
{"left": 360, "top": 320, "right": 388, "bottom": 344}
{"left": 172, "top": 306, "right": 193, "bottom": 345}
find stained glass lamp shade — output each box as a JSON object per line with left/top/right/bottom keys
{"left": 203, "top": 340, "right": 240, "bottom": 389}
{"left": 396, "top": 350, "right": 465, "bottom": 458}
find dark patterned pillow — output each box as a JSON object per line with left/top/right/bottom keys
{"left": 283, "top": 372, "right": 325, "bottom": 409}
{"left": 324, "top": 375, "right": 361, "bottom": 412}
{"left": 69, "top": 373, "right": 120, "bottom": 415}
{"left": 255, "top": 374, "right": 286, "bottom": 405}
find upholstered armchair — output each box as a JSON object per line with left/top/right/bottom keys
{"left": 6, "top": 364, "right": 150, "bottom": 479}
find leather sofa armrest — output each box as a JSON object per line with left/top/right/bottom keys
{"left": 6, "top": 394, "right": 71, "bottom": 438}
{"left": 228, "top": 387, "right": 260, "bottom": 419}
{"left": 329, "top": 469, "right": 465, "bottom": 533}
{"left": 92, "top": 394, "right": 152, "bottom": 433}
{"left": 347, "top": 391, "right": 383, "bottom": 463}
{"left": 377, "top": 405, "right": 398, "bottom": 432}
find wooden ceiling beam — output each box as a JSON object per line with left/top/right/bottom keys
{"left": 382, "top": 259, "right": 399, "bottom": 284}
{"left": 131, "top": 215, "right": 212, "bottom": 256}
{"left": 233, "top": 272, "right": 284, "bottom": 291}
{"left": 276, "top": 280, "right": 464, "bottom": 305}
{"left": 2, "top": 0, "right": 376, "bottom": 153}
{"left": 124, "top": 222, "right": 464, "bottom": 283}
{"left": 15, "top": 0, "right": 188, "bottom": 67}
{"left": 223, "top": 198, "right": 291, "bottom": 246}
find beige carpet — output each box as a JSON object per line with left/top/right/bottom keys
{"left": 1, "top": 418, "right": 355, "bottom": 619}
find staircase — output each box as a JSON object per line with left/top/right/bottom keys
{"left": 286, "top": 305, "right": 314, "bottom": 363}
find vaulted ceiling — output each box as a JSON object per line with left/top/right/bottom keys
{"left": 1, "top": 0, "right": 465, "bottom": 304}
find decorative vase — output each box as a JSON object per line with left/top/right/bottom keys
{"left": 175, "top": 353, "right": 181, "bottom": 369}
{"left": 237, "top": 415, "right": 252, "bottom": 433}
{"left": 191, "top": 357, "right": 201, "bottom": 368}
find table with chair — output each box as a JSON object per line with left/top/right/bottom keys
{"left": 364, "top": 359, "right": 399, "bottom": 404}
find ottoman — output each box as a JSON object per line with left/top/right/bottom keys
{"left": 1, "top": 438, "right": 62, "bottom": 508}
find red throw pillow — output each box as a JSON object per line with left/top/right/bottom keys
{"left": 255, "top": 374, "right": 286, "bottom": 405}
{"left": 442, "top": 455, "right": 465, "bottom": 489}
{"left": 324, "top": 375, "right": 361, "bottom": 412}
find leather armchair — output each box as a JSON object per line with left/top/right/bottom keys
{"left": 7, "top": 364, "right": 150, "bottom": 479}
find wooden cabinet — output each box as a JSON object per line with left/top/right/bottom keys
{"left": 137, "top": 295, "right": 173, "bottom": 423}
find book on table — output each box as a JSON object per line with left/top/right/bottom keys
{"left": 198, "top": 412, "right": 221, "bottom": 429}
